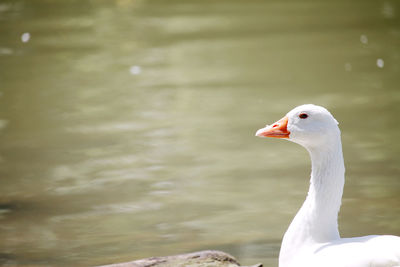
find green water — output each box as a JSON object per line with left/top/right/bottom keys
{"left": 0, "top": 0, "right": 399, "bottom": 266}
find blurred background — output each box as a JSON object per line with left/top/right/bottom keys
{"left": 0, "top": 0, "right": 399, "bottom": 266}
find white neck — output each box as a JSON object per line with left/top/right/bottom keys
{"left": 279, "top": 134, "right": 345, "bottom": 267}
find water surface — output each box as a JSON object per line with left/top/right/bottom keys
{"left": 0, "top": 0, "right": 399, "bottom": 266}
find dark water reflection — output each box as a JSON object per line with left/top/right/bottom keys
{"left": 0, "top": 0, "right": 399, "bottom": 266}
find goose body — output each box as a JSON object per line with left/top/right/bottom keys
{"left": 256, "top": 104, "right": 400, "bottom": 267}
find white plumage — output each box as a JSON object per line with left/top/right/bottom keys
{"left": 256, "top": 104, "right": 400, "bottom": 267}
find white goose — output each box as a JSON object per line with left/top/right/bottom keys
{"left": 256, "top": 104, "right": 400, "bottom": 267}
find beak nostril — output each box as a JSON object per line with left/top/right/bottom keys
{"left": 256, "top": 116, "right": 289, "bottom": 139}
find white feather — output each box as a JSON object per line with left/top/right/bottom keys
{"left": 258, "top": 104, "right": 400, "bottom": 267}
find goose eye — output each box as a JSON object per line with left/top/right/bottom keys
{"left": 299, "top": 113, "right": 308, "bottom": 119}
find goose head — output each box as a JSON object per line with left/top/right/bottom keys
{"left": 255, "top": 104, "right": 340, "bottom": 149}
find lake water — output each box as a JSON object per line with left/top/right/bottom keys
{"left": 0, "top": 0, "right": 399, "bottom": 266}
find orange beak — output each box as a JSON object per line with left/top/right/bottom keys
{"left": 255, "top": 116, "right": 290, "bottom": 138}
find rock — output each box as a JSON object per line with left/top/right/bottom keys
{"left": 97, "top": 250, "right": 262, "bottom": 267}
